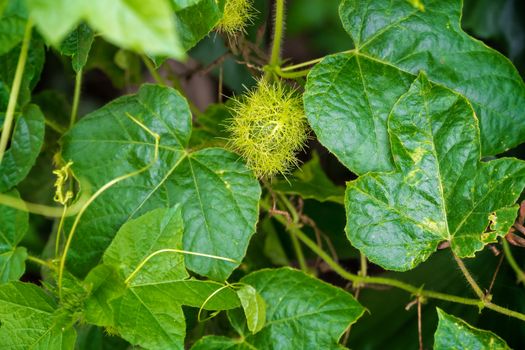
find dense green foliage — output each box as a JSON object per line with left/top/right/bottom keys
{"left": 1, "top": 0, "right": 525, "bottom": 348}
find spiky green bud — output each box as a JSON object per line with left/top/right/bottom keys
{"left": 216, "top": 0, "right": 255, "bottom": 35}
{"left": 227, "top": 80, "right": 308, "bottom": 178}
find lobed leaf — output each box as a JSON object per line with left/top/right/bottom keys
{"left": 83, "top": 207, "right": 241, "bottom": 350}
{"left": 61, "top": 84, "right": 261, "bottom": 280}
{"left": 345, "top": 74, "right": 525, "bottom": 270}
{"left": 304, "top": 0, "right": 525, "bottom": 175}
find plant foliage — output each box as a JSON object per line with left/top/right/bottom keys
{"left": 1, "top": 0, "right": 525, "bottom": 348}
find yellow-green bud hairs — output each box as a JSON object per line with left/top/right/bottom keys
{"left": 216, "top": 0, "right": 255, "bottom": 36}
{"left": 227, "top": 80, "right": 308, "bottom": 178}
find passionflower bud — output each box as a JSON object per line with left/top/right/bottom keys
{"left": 227, "top": 80, "right": 308, "bottom": 178}
{"left": 216, "top": 0, "right": 255, "bottom": 35}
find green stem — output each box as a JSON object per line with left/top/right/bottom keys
{"left": 142, "top": 54, "right": 166, "bottom": 86}
{"left": 261, "top": 199, "right": 525, "bottom": 322}
{"left": 0, "top": 19, "right": 32, "bottom": 164}
{"left": 502, "top": 239, "right": 525, "bottom": 284}
{"left": 289, "top": 225, "right": 308, "bottom": 272}
{"left": 359, "top": 253, "right": 367, "bottom": 277}
{"left": 69, "top": 69, "right": 83, "bottom": 129}
{"left": 269, "top": 0, "right": 286, "bottom": 67}
{"left": 280, "top": 50, "right": 354, "bottom": 72}
{"left": 453, "top": 252, "right": 485, "bottom": 299}
{"left": 274, "top": 67, "right": 310, "bottom": 79}
{"left": 27, "top": 255, "right": 55, "bottom": 270}
{"left": 276, "top": 193, "right": 307, "bottom": 272}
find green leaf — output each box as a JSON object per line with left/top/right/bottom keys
{"left": 59, "top": 23, "right": 94, "bottom": 72}
{"left": 83, "top": 264, "right": 126, "bottom": 326}
{"left": 192, "top": 268, "right": 365, "bottom": 350}
{"left": 0, "top": 0, "right": 27, "bottom": 55}
{"left": 0, "top": 36, "right": 45, "bottom": 108}
{"left": 103, "top": 206, "right": 187, "bottom": 285}
{"left": 304, "top": 0, "right": 525, "bottom": 175}
{"left": 0, "top": 190, "right": 28, "bottom": 283}
{"left": 61, "top": 84, "right": 261, "bottom": 280}
{"left": 272, "top": 151, "right": 345, "bottom": 204}
{"left": 0, "top": 282, "right": 76, "bottom": 349}
{"left": 434, "top": 308, "right": 510, "bottom": 349}
{"left": 345, "top": 74, "right": 525, "bottom": 271}
{"left": 27, "top": 0, "right": 184, "bottom": 59}
{"left": 236, "top": 284, "right": 266, "bottom": 334}
{"left": 83, "top": 207, "right": 241, "bottom": 350}
{"left": 0, "top": 104, "right": 45, "bottom": 192}
{"left": 172, "top": 0, "right": 225, "bottom": 51}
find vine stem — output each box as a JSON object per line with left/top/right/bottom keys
{"left": 141, "top": 54, "right": 167, "bottom": 86}
{"left": 269, "top": 0, "right": 286, "bottom": 67}
{"left": 124, "top": 249, "right": 238, "bottom": 285}
{"left": 261, "top": 199, "right": 525, "bottom": 322}
{"left": 277, "top": 193, "right": 308, "bottom": 272}
{"left": 0, "top": 191, "right": 87, "bottom": 217}
{"left": 57, "top": 113, "right": 160, "bottom": 299}
{"left": 27, "top": 255, "right": 55, "bottom": 270}
{"left": 502, "top": 238, "right": 525, "bottom": 284}
{"left": 452, "top": 252, "right": 485, "bottom": 299}
{"left": 69, "top": 69, "right": 83, "bottom": 129}
{"left": 0, "top": 19, "right": 32, "bottom": 164}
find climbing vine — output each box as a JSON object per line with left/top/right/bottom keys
{"left": 1, "top": 0, "right": 525, "bottom": 348}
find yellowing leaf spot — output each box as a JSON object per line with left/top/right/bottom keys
{"left": 407, "top": 0, "right": 425, "bottom": 12}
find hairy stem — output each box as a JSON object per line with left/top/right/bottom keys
{"left": 261, "top": 199, "right": 525, "bottom": 322}
{"left": 453, "top": 252, "right": 485, "bottom": 299}
{"left": 69, "top": 69, "right": 83, "bottom": 129}
{"left": 502, "top": 239, "right": 525, "bottom": 284}
{"left": 269, "top": 0, "right": 286, "bottom": 67}
{"left": 0, "top": 19, "right": 32, "bottom": 164}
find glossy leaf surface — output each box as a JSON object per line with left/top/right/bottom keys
{"left": 434, "top": 308, "right": 510, "bottom": 349}
{"left": 304, "top": 0, "right": 525, "bottom": 174}
{"left": 192, "top": 268, "right": 365, "bottom": 349}
{"left": 62, "top": 84, "right": 260, "bottom": 280}
{"left": 83, "top": 206, "right": 241, "bottom": 350}
{"left": 345, "top": 74, "right": 525, "bottom": 270}
{"left": 0, "top": 105, "right": 45, "bottom": 192}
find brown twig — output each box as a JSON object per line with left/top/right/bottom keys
{"left": 488, "top": 253, "right": 505, "bottom": 295}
